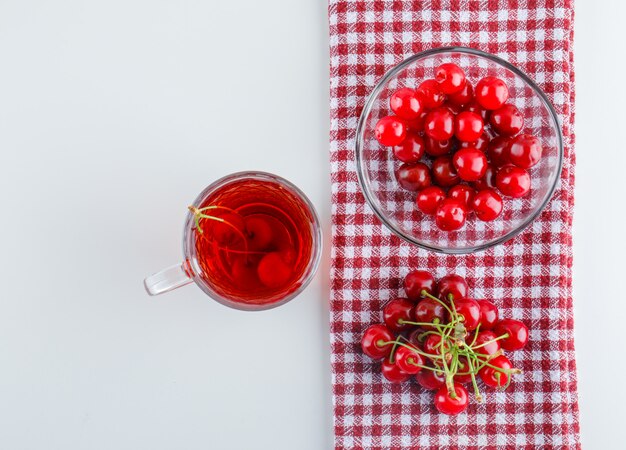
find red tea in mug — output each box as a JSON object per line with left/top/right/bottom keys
{"left": 189, "top": 176, "right": 317, "bottom": 306}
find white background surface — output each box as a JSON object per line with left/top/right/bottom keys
{"left": 0, "top": 1, "right": 622, "bottom": 449}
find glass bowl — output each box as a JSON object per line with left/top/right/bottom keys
{"left": 355, "top": 47, "right": 563, "bottom": 254}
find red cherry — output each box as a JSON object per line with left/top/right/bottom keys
{"left": 447, "top": 184, "right": 475, "bottom": 209}
{"left": 230, "top": 255, "right": 261, "bottom": 287}
{"left": 402, "top": 111, "right": 428, "bottom": 133}
{"left": 431, "top": 156, "right": 460, "bottom": 187}
{"left": 383, "top": 298, "right": 415, "bottom": 332}
{"left": 423, "top": 334, "right": 450, "bottom": 357}
{"left": 395, "top": 162, "right": 431, "bottom": 191}
{"left": 472, "top": 188, "right": 503, "bottom": 221}
{"left": 487, "top": 136, "right": 512, "bottom": 167}
{"left": 390, "top": 88, "right": 424, "bottom": 120}
{"left": 413, "top": 298, "right": 446, "bottom": 329}
{"left": 435, "top": 63, "right": 466, "bottom": 94}
{"left": 435, "top": 198, "right": 467, "bottom": 231}
{"left": 477, "top": 300, "right": 499, "bottom": 330}
{"left": 443, "top": 102, "right": 463, "bottom": 115}
{"left": 415, "top": 367, "right": 445, "bottom": 390}
{"left": 209, "top": 212, "right": 246, "bottom": 245}
{"left": 459, "top": 132, "right": 490, "bottom": 152}
{"left": 447, "top": 80, "right": 474, "bottom": 106}
{"left": 361, "top": 324, "right": 394, "bottom": 360}
{"left": 475, "top": 76, "right": 509, "bottom": 110}
{"left": 417, "top": 186, "right": 446, "bottom": 215}
{"left": 465, "top": 100, "right": 490, "bottom": 122}
{"left": 452, "top": 147, "right": 488, "bottom": 182}
{"left": 434, "top": 383, "right": 469, "bottom": 415}
{"left": 508, "top": 134, "right": 543, "bottom": 169}
{"left": 392, "top": 132, "right": 425, "bottom": 163}
{"left": 245, "top": 216, "right": 273, "bottom": 251}
{"left": 257, "top": 252, "right": 292, "bottom": 288}
{"left": 479, "top": 355, "right": 513, "bottom": 387}
{"left": 416, "top": 79, "right": 446, "bottom": 109}
{"left": 454, "top": 356, "right": 473, "bottom": 384}
{"left": 472, "top": 331, "right": 501, "bottom": 356}
{"left": 279, "top": 245, "right": 296, "bottom": 266}
{"left": 496, "top": 165, "right": 531, "bottom": 198}
{"left": 381, "top": 357, "right": 412, "bottom": 383}
{"left": 424, "top": 107, "right": 455, "bottom": 141}
{"left": 490, "top": 104, "right": 524, "bottom": 136}
{"left": 394, "top": 345, "right": 424, "bottom": 374}
{"left": 404, "top": 270, "right": 437, "bottom": 301}
{"left": 451, "top": 298, "right": 481, "bottom": 331}
{"left": 406, "top": 327, "right": 427, "bottom": 348}
{"left": 437, "top": 274, "right": 468, "bottom": 302}
{"left": 374, "top": 115, "right": 407, "bottom": 146}
{"left": 455, "top": 111, "right": 484, "bottom": 142}
{"left": 472, "top": 164, "right": 497, "bottom": 191}
{"left": 494, "top": 319, "right": 529, "bottom": 351}
{"left": 424, "top": 135, "right": 453, "bottom": 157}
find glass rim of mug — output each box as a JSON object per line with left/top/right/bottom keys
{"left": 144, "top": 171, "right": 323, "bottom": 311}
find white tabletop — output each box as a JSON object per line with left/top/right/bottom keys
{"left": 0, "top": 1, "right": 622, "bottom": 449}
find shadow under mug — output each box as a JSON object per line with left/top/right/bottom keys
{"left": 144, "top": 171, "right": 322, "bottom": 311}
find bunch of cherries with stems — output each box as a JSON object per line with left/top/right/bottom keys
{"left": 361, "top": 270, "right": 529, "bottom": 415}
{"left": 374, "top": 62, "right": 544, "bottom": 231}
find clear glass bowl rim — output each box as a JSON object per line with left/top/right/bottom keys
{"left": 355, "top": 46, "right": 564, "bottom": 254}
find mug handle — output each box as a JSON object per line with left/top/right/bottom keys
{"left": 144, "top": 263, "right": 193, "bottom": 296}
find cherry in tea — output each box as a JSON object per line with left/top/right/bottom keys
{"left": 189, "top": 176, "right": 317, "bottom": 306}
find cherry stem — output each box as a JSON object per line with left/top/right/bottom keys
{"left": 442, "top": 319, "right": 457, "bottom": 340}
{"left": 387, "top": 338, "right": 402, "bottom": 364}
{"left": 466, "top": 356, "right": 483, "bottom": 402}
{"left": 383, "top": 338, "right": 444, "bottom": 361}
{"left": 468, "top": 323, "right": 482, "bottom": 347}
{"left": 397, "top": 319, "right": 455, "bottom": 329}
{"left": 420, "top": 290, "right": 455, "bottom": 316}
{"left": 197, "top": 205, "right": 237, "bottom": 214}
{"left": 418, "top": 330, "right": 441, "bottom": 339}
{"left": 439, "top": 333, "right": 456, "bottom": 395}
{"left": 471, "top": 333, "right": 510, "bottom": 350}
{"left": 448, "top": 294, "right": 458, "bottom": 320}
{"left": 450, "top": 348, "right": 459, "bottom": 375}
{"left": 188, "top": 205, "right": 250, "bottom": 256}
{"left": 457, "top": 349, "right": 501, "bottom": 373}
{"left": 502, "top": 370, "right": 514, "bottom": 390}
{"left": 477, "top": 359, "right": 522, "bottom": 375}
{"left": 407, "top": 359, "right": 445, "bottom": 374}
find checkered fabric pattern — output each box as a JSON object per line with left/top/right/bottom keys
{"left": 328, "top": 1, "right": 579, "bottom": 449}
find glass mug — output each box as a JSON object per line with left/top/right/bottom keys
{"left": 144, "top": 171, "right": 322, "bottom": 311}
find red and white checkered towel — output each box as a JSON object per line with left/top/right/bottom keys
{"left": 328, "top": 1, "right": 579, "bottom": 448}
